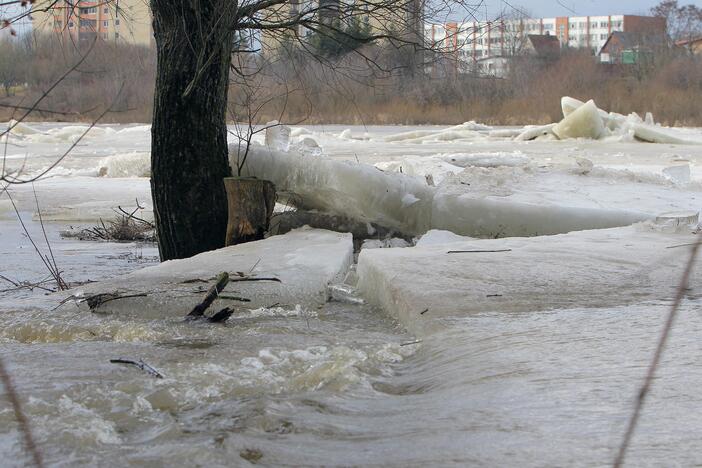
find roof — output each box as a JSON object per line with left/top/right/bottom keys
{"left": 598, "top": 31, "right": 666, "bottom": 55}
{"left": 675, "top": 37, "right": 702, "bottom": 46}
{"left": 526, "top": 34, "right": 560, "bottom": 56}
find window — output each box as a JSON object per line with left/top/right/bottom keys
{"left": 600, "top": 21, "right": 608, "bottom": 28}
{"left": 601, "top": 34, "right": 608, "bottom": 40}
{"left": 68, "top": 21, "right": 74, "bottom": 27}
{"left": 103, "top": 7, "right": 108, "bottom": 13}
{"left": 79, "top": 7, "right": 96, "bottom": 14}
{"left": 103, "top": 20, "right": 108, "bottom": 27}
{"left": 115, "top": 32, "right": 119, "bottom": 39}
{"left": 79, "top": 19, "right": 96, "bottom": 27}
{"left": 115, "top": 19, "right": 120, "bottom": 25}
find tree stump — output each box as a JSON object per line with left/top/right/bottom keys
{"left": 223, "top": 177, "right": 276, "bottom": 246}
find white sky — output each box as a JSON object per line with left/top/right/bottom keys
{"left": 470, "top": 0, "right": 702, "bottom": 20}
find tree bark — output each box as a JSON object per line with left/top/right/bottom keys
{"left": 150, "top": 0, "right": 236, "bottom": 260}
{"left": 224, "top": 177, "right": 276, "bottom": 246}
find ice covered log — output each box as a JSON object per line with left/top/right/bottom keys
{"left": 552, "top": 100, "right": 605, "bottom": 140}
{"left": 237, "top": 145, "right": 434, "bottom": 235}
{"left": 238, "top": 144, "right": 653, "bottom": 239}
{"left": 431, "top": 192, "right": 651, "bottom": 238}
{"left": 357, "top": 225, "right": 702, "bottom": 336}
{"left": 61, "top": 228, "right": 353, "bottom": 318}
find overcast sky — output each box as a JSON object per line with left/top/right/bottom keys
{"left": 468, "top": 0, "right": 702, "bottom": 19}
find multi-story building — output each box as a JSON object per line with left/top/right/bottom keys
{"left": 426, "top": 14, "right": 666, "bottom": 67}
{"left": 31, "top": 0, "right": 153, "bottom": 47}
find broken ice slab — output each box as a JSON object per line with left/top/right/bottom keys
{"left": 356, "top": 225, "right": 702, "bottom": 337}
{"left": 553, "top": 100, "right": 605, "bottom": 140}
{"left": 59, "top": 228, "right": 353, "bottom": 318}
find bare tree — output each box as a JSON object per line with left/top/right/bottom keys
{"left": 2, "top": 0, "right": 481, "bottom": 260}
{"left": 147, "top": 0, "right": 479, "bottom": 260}
{"left": 651, "top": 0, "right": 702, "bottom": 43}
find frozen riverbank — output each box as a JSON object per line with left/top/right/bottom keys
{"left": 2, "top": 118, "right": 702, "bottom": 466}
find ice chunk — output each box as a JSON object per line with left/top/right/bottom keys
{"left": 514, "top": 124, "right": 556, "bottom": 141}
{"left": 98, "top": 152, "right": 151, "bottom": 178}
{"left": 374, "top": 156, "right": 461, "bottom": 185}
{"left": 436, "top": 152, "right": 530, "bottom": 168}
{"left": 488, "top": 128, "right": 522, "bottom": 138}
{"left": 573, "top": 157, "right": 594, "bottom": 175}
{"left": 357, "top": 226, "right": 702, "bottom": 336}
{"left": 60, "top": 228, "right": 354, "bottom": 318}
{"left": 632, "top": 124, "right": 695, "bottom": 145}
{"left": 655, "top": 211, "right": 699, "bottom": 227}
{"left": 552, "top": 100, "right": 605, "bottom": 140}
{"left": 662, "top": 164, "right": 691, "bottom": 184}
{"left": 6, "top": 119, "right": 41, "bottom": 136}
{"left": 415, "top": 230, "right": 476, "bottom": 246}
{"left": 560, "top": 96, "right": 586, "bottom": 117}
{"left": 381, "top": 122, "right": 490, "bottom": 143}
{"left": 290, "top": 127, "right": 312, "bottom": 137}
{"left": 264, "top": 121, "right": 291, "bottom": 151}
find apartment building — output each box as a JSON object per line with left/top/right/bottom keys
{"left": 31, "top": 0, "right": 153, "bottom": 47}
{"left": 426, "top": 14, "right": 666, "bottom": 64}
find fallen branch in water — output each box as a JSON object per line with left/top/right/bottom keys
{"left": 187, "top": 272, "right": 230, "bottom": 319}
{"left": 109, "top": 359, "right": 164, "bottom": 379}
{"left": 208, "top": 308, "right": 234, "bottom": 323}
{"left": 400, "top": 340, "right": 422, "bottom": 347}
{"left": 219, "top": 295, "right": 251, "bottom": 302}
{"left": 229, "top": 276, "right": 282, "bottom": 283}
{"left": 0, "top": 274, "right": 55, "bottom": 294}
{"left": 85, "top": 292, "right": 148, "bottom": 311}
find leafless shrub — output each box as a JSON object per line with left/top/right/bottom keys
{"left": 69, "top": 203, "right": 156, "bottom": 242}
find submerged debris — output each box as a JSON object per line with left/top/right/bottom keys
{"left": 62, "top": 202, "right": 156, "bottom": 242}
{"left": 109, "top": 358, "right": 164, "bottom": 379}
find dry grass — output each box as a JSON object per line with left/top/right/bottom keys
{"left": 2, "top": 37, "right": 701, "bottom": 126}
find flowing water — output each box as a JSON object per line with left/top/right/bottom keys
{"left": 2, "top": 218, "right": 702, "bottom": 467}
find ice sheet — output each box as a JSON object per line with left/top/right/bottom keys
{"left": 357, "top": 224, "right": 702, "bottom": 336}
{"left": 59, "top": 228, "right": 354, "bottom": 318}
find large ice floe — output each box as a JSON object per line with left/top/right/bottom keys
{"left": 357, "top": 223, "right": 702, "bottom": 336}
{"left": 59, "top": 228, "right": 353, "bottom": 318}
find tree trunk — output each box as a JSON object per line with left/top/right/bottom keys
{"left": 150, "top": 0, "right": 236, "bottom": 260}
{"left": 224, "top": 177, "right": 276, "bottom": 246}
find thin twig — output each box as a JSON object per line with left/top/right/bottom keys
{"left": 447, "top": 249, "right": 512, "bottom": 254}
{"left": 0, "top": 356, "right": 44, "bottom": 468}
{"left": 614, "top": 236, "right": 702, "bottom": 468}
